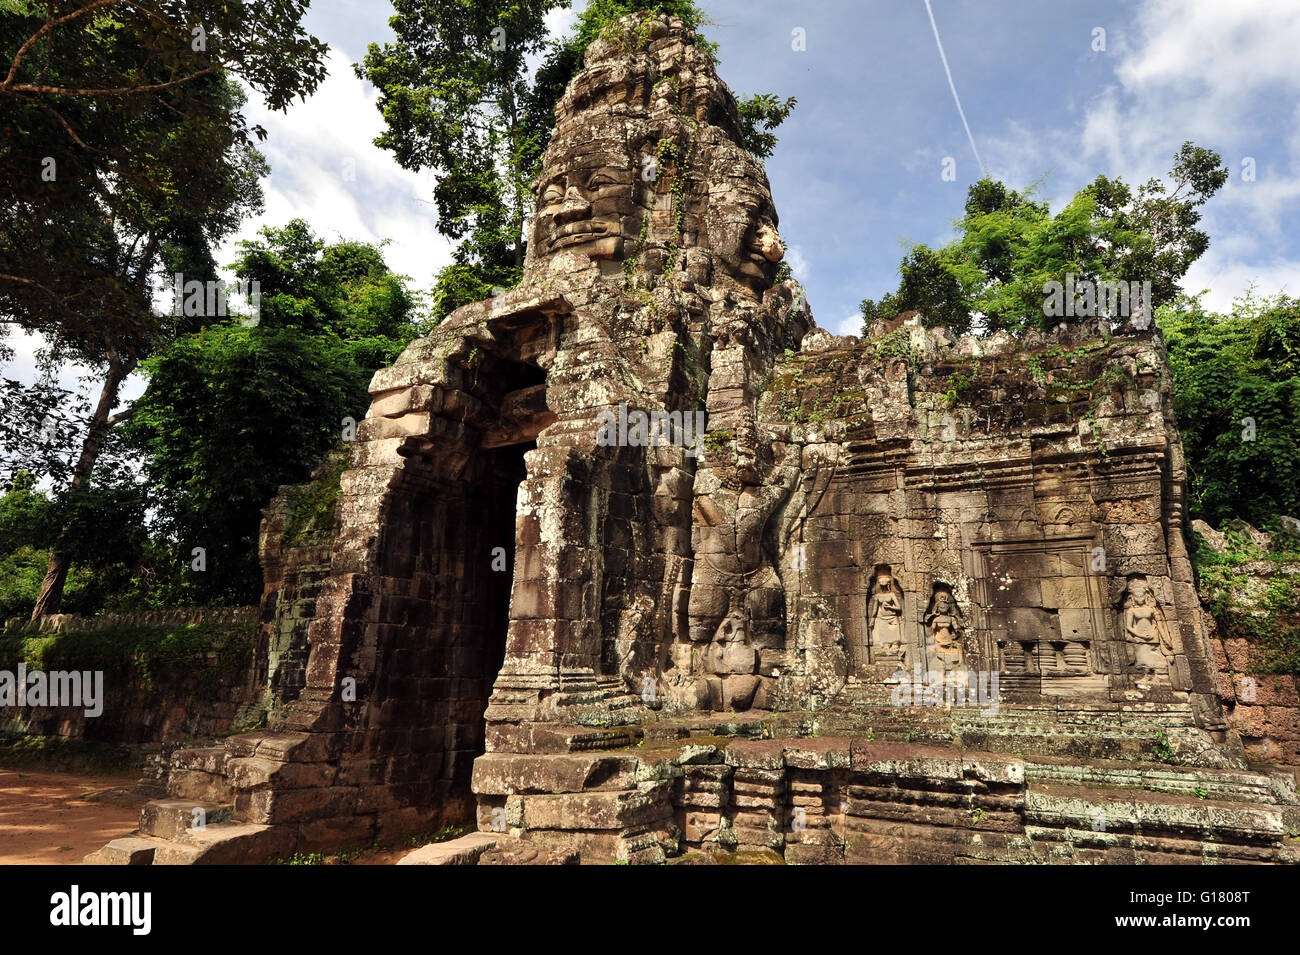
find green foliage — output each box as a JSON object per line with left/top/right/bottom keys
{"left": 576, "top": 0, "right": 716, "bottom": 58}
{"left": 736, "top": 93, "right": 796, "bottom": 161}
{"left": 1, "top": 4, "right": 325, "bottom": 616}
{"left": 0, "top": 1, "right": 325, "bottom": 353}
{"left": 1, "top": 63, "right": 314, "bottom": 615}
{"left": 872, "top": 326, "right": 921, "bottom": 368}
{"left": 1160, "top": 290, "right": 1300, "bottom": 527}
{"left": 282, "top": 451, "right": 349, "bottom": 548}
{"left": 943, "top": 369, "right": 975, "bottom": 408}
{"left": 1151, "top": 731, "right": 1177, "bottom": 764}
{"left": 0, "top": 622, "right": 255, "bottom": 695}
{"left": 702, "top": 429, "right": 733, "bottom": 456}
{"left": 859, "top": 292, "right": 903, "bottom": 329}
{"left": 0, "top": 469, "right": 160, "bottom": 618}
{"left": 860, "top": 144, "right": 1227, "bottom": 334}
{"left": 131, "top": 328, "right": 362, "bottom": 602}
{"left": 357, "top": 0, "right": 566, "bottom": 279}
{"left": 1194, "top": 526, "right": 1300, "bottom": 675}
{"left": 432, "top": 261, "right": 522, "bottom": 323}
{"left": 130, "top": 222, "right": 423, "bottom": 604}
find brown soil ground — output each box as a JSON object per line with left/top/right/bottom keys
{"left": 0, "top": 768, "right": 148, "bottom": 864}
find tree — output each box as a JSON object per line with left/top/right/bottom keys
{"left": 357, "top": 0, "right": 567, "bottom": 309}
{"left": 0, "top": 0, "right": 327, "bottom": 343}
{"left": 0, "top": 462, "right": 152, "bottom": 619}
{"left": 1, "top": 2, "right": 327, "bottom": 617}
{"left": 736, "top": 92, "right": 797, "bottom": 161}
{"left": 1159, "top": 289, "right": 1300, "bottom": 528}
{"left": 19, "top": 74, "right": 269, "bottom": 618}
{"left": 128, "top": 221, "right": 427, "bottom": 603}
{"left": 860, "top": 143, "right": 1228, "bottom": 334}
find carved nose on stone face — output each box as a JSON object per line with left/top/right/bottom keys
{"left": 555, "top": 186, "right": 591, "bottom": 223}
{"left": 755, "top": 222, "right": 784, "bottom": 262}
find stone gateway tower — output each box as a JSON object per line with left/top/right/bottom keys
{"left": 93, "top": 14, "right": 1297, "bottom": 866}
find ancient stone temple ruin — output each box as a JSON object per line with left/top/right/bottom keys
{"left": 91, "top": 13, "right": 1298, "bottom": 865}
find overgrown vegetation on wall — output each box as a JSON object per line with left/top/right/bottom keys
{"left": 1193, "top": 528, "right": 1300, "bottom": 675}
{"left": 1159, "top": 289, "right": 1300, "bottom": 530}
{"left": 0, "top": 622, "right": 256, "bottom": 697}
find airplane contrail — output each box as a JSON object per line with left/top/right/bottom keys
{"left": 923, "top": 0, "right": 986, "bottom": 176}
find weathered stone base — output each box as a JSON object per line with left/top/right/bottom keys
{"left": 467, "top": 720, "right": 1299, "bottom": 865}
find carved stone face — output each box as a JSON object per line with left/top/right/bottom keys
{"left": 1126, "top": 578, "right": 1151, "bottom": 603}
{"left": 933, "top": 591, "right": 954, "bottom": 613}
{"left": 523, "top": 13, "right": 786, "bottom": 298}
{"left": 732, "top": 217, "right": 783, "bottom": 288}
{"left": 531, "top": 160, "right": 637, "bottom": 261}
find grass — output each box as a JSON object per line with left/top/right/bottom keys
{"left": 1151, "top": 731, "right": 1178, "bottom": 765}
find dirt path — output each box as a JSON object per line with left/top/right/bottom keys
{"left": 0, "top": 768, "right": 149, "bottom": 864}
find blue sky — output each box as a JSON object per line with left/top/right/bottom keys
{"left": 8, "top": 0, "right": 1300, "bottom": 401}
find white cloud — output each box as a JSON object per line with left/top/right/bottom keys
{"left": 832, "top": 312, "right": 861, "bottom": 336}
{"left": 544, "top": 5, "right": 579, "bottom": 40}
{"left": 217, "top": 47, "right": 454, "bottom": 290}
{"left": 1182, "top": 254, "right": 1299, "bottom": 314}
{"left": 784, "top": 243, "right": 810, "bottom": 282}
{"left": 1118, "top": 0, "right": 1300, "bottom": 102}
{"left": 977, "top": 0, "right": 1300, "bottom": 312}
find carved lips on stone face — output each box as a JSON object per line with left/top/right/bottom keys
{"left": 532, "top": 161, "right": 637, "bottom": 261}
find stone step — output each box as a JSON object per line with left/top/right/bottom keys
{"left": 92, "top": 820, "right": 299, "bottom": 865}
{"left": 398, "top": 832, "right": 500, "bottom": 865}
{"left": 167, "top": 765, "right": 234, "bottom": 804}
{"left": 169, "top": 745, "right": 229, "bottom": 773}
{"left": 166, "top": 820, "right": 296, "bottom": 864}
{"left": 1024, "top": 761, "right": 1284, "bottom": 805}
{"left": 827, "top": 698, "right": 1201, "bottom": 737}
{"left": 473, "top": 752, "right": 640, "bottom": 794}
{"left": 162, "top": 745, "right": 235, "bottom": 804}
{"left": 224, "top": 730, "right": 319, "bottom": 762}
{"left": 139, "top": 799, "right": 233, "bottom": 841}
{"left": 1023, "top": 782, "right": 1285, "bottom": 841}
{"left": 83, "top": 835, "right": 159, "bottom": 865}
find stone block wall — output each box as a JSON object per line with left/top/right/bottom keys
{"left": 1213, "top": 649, "right": 1300, "bottom": 764}
{"left": 469, "top": 735, "right": 1295, "bottom": 864}
{"left": 0, "top": 611, "right": 260, "bottom": 754}
{"left": 698, "top": 321, "right": 1228, "bottom": 731}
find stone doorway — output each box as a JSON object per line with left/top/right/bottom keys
{"left": 383, "top": 348, "right": 547, "bottom": 818}
{"left": 269, "top": 320, "right": 559, "bottom": 834}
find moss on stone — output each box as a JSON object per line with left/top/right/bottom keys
{"left": 1195, "top": 530, "right": 1300, "bottom": 674}
{"left": 282, "top": 449, "right": 348, "bottom": 548}
{"left": 702, "top": 428, "right": 732, "bottom": 455}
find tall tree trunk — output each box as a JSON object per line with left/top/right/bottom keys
{"left": 29, "top": 348, "right": 131, "bottom": 620}
{"left": 505, "top": 85, "right": 524, "bottom": 270}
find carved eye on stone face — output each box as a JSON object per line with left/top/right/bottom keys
{"left": 586, "top": 170, "right": 621, "bottom": 190}
{"left": 539, "top": 181, "right": 565, "bottom": 206}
